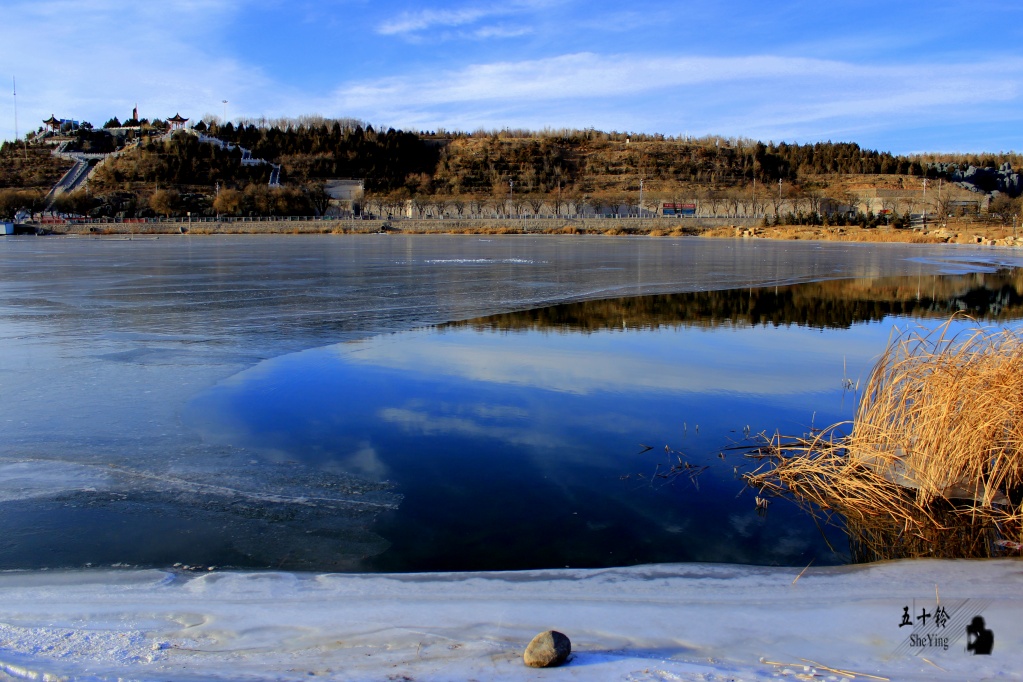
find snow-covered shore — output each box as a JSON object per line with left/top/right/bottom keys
{"left": 0, "top": 559, "right": 1019, "bottom": 681}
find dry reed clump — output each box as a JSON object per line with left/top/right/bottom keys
{"left": 832, "top": 230, "right": 942, "bottom": 244}
{"left": 746, "top": 319, "right": 1023, "bottom": 560}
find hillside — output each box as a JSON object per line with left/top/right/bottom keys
{"left": 1, "top": 118, "right": 1021, "bottom": 224}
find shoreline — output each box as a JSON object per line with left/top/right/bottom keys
{"left": 19, "top": 217, "right": 1023, "bottom": 246}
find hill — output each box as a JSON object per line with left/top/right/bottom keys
{"left": 1, "top": 117, "right": 1020, "bottom": 226}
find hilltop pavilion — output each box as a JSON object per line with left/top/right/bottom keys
{"left": 168, "top": 113, "right": 189, "bottom": 130}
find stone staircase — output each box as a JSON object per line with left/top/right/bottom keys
{"left": 44, "top": 130, "right": 282, "bottom": 210}
{"left": 44, "top": 158, "right": 93, "bottom": 206}
{"left": 193, "top": 132, "right": 278, "bottom": 185}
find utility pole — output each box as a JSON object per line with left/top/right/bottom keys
{"left": 752, "top": 175, "right": 756, "bottom": 218}
{"left": 13, "top": 76, "right": 26, "bottom": 159}
{"left": 508, "top": 179, "right": 513, "bottom": 217}
{"left": 639, "top": 179, "right": 644, "bottom": 218}
{"left": 922, "top": 178, "right": 927, "bottom": 227}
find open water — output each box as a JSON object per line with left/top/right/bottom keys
{"left": 2, "top": 234, "right": 1022, "bottom": 571}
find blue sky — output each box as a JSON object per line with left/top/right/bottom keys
{"left": 3, "top": 0, "right": 1023, "bottom": 153}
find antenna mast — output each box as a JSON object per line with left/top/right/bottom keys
{"left": 13, "top": 76, "right": 26, "bottom": 158}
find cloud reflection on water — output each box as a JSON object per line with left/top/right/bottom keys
{"left": 179, "top": 271, "right": 1023, "bottom": 570}
{"left": 337, "top": 324, "right": 881, "bottom": 397}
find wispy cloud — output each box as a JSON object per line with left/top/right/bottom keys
{"left": 329, "top": 51, "right": 1023, "bottom": 146}
{"left": 336, "top": 52, "right": 1020, "bottom": 107}
{"left": 470, "top": 25, "right": 534, "bottom": 39}
{"left": 377, "top": 406, "right": 569, "bottom": 448}
{"left": 4, "top": 0, "right": 292, "bottom": 133}
{"left": 376, "top": 0, "right": 555, "bottom": 37}
{"left": 340, "top": 329, "right": 849, "bottom": 396}
{"left": 378, "top": 6, "right": 500, "bottom": 35}
{"left": 5, "top": 1, "right": 1023, "bottom": 152}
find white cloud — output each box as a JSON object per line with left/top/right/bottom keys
{"left": 328, "top": 51, "right": 1023, "bottom": 145}
{"left": 377, "top": 407, "right": 569, "bottom": 448}
{"left": 343, "top": 442, "right": 390, "bottom": 480}
{"left": 5, "top": 1, "right": 1021, "bottom": 151}
{"left": 337, "top": 327, "right": 861, "bottom": 397}
{"left": 469, "top": 25, "right": 534, "bottom": 39}
{"left": 375, "top": 0, "right": 557, "bottom": 37}
{"left": 335, "top": 52, "right": 1019, "bottom": 109}
{"left": 378, "top": 7, "right": 500, "bottom": 35}
{"left": 2, "top": 0, "right": 288, "bottom": 134}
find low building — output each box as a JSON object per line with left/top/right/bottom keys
{"left": 661, "top": 202, "right": 696, "bottom": 217}
{"left": 323, "top": 179, "right": 365, "bottom": 215}
{"left": 323, "top": 179, "right": 365, "bottom": 203}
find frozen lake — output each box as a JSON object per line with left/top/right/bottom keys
{"left": 2, "top": 234, "right": 1022, "bottom": 571}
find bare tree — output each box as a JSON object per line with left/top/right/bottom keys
{"left": 738, "top": 186, "right": 754, "bottom": 218}
{"left": 306, "top": 183, "right": 331, "bottom": 216}
{"left": 430, "top": 196, "right": 448, "bottom": 217}
{"left": 704, "top": 188, "right": 724, "bottom": 217}
{"left": 411, "top": 194, "right": 429, "bottom": 218}
{"left": 526, "top": 193, "right": 545, "bottom": 216}
{"left": 362, "top": 192, "right": 380, "bottom": 218}
{"left": 606, "top": 195, "right": 627, "bottom": 217}
{"left": 769, "top": 181, "right": 786, "bottom": 219}
{"left": 563, "top": 190, "right": 582, "bottom": 216}
{"left": 804, "top": 182, "right": 825, "bottom": 218}
{"left": 749, "top": 182, "right": 765, "bottom": 218}
{"left": 721, "top": 188, "right": 741, "bottom": 217}
{"left": 989, "top": 194, "right": 1021, "bottom": 225}
{"left": 935, "top": 192, "right": 962, "bottom": 221}
{"left": 550, "top": 190, "right": 567, "bottom": 216}
{"left": 788, "top": 185, "right": 809, "bottom": 217}
{"left": 388, "top": 188, "right": 411, "bottom": 218}
{"left": 450, "top": 195, "right": 467, "bottom": 217}
{"left": 469, "top": 194, "right": 488, "bottom": 218}
{"left": 510, "top": 194, "right": 528, "bottom": 217}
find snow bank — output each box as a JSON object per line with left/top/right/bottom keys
{"left": 0, "top": 559, "right": 1019, "bottom": 681}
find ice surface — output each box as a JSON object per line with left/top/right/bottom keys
{"left": 0, "top": 461, "right": 111, "bottom": 502}
{"left": 0, "top": 560, "right": 1019, "bottom": 681}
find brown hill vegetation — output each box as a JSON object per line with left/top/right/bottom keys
{"left": 2, "top": 120, "right": 1021, "bottom": 226}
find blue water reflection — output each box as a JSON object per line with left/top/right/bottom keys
{"left": 186, "top": 321, "right": 966, "bottom": 569}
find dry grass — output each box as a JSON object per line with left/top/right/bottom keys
{"left": 700, "top": 225, "right": 947, "bottom": 243}
{"left": 700, "top": 222, "right": 1021, "bottom": 244}
{"left": 746, "top": 319, "right": 1023, "bottom": 560}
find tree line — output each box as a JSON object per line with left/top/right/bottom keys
{"left": 5, "top": 117, "right": 1023, "bottom": 220}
